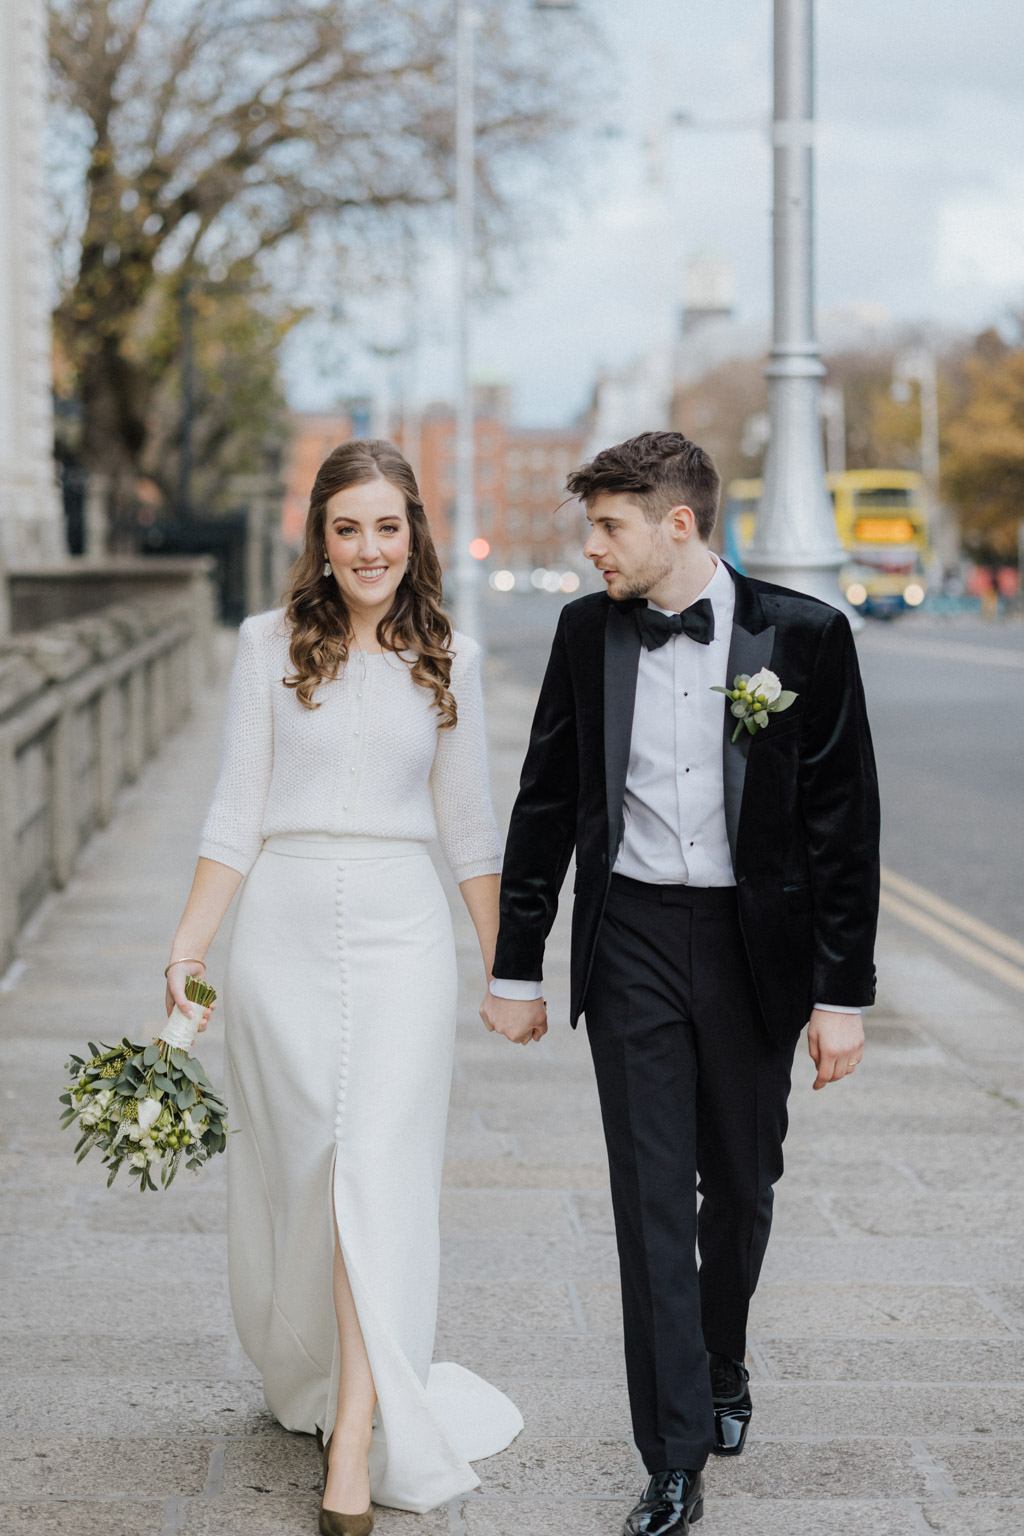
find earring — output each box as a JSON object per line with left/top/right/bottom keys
{"left": 322, "top": 558, "right": 332, "bottom": 577}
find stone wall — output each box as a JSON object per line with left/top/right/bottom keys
{"left": 0, "top": 570, "right": 217, "bottom": 972}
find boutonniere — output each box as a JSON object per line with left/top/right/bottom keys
{"left": 711, "top": 668, "right": 798, "bottom": 743}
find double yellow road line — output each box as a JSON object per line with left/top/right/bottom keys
{"left": 880, "top": 867, "right": 1024, "bottom": 994}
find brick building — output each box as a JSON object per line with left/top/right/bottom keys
{"left": 282, "top": 402, "right": 587, "bottom": 574}
{"left": 413, "top": 406, "right": 586, "bottom": 571}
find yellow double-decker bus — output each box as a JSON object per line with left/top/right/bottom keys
{"left": 723, "top": 469, "right": 931, "bottom": 617}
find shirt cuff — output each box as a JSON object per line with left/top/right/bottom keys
{"left": 813, "top": 1003, "right": 862, "bottom": 1015}
{"left": 490, "top": 978, "right": 544, "bottom": 1001}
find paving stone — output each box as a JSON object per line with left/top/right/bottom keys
{"left": 0, "top": 1329, "right": 237, "bottom": 1374}
{"left": 698, "top": 1500, "right": 925, "bottom": 1535}
{"left": 439, "top": 1232, "right": 620, "bottom": 1284}
{"left": 440, "top": 1187, "right": 576, "bottom": 1237}
{"left": 0, "top": 1373, "right": 270, "bottom": 1437}
{"left": 434, "top": 1330, "right": 625, "bottom": 1380}
{"left": 757, "top": 1338, "right": 1024, "bottom": 1383}
{"left": 919, "top": 1501, "right": 1024, "bottom": 1535}
{"left": 474, "top": 1438, "right": 639, "bottom": 1497}
{"left": 749, "top": 1382, "right": 1024, "bottom": 1438}
{"left": 0, "top": 1437, "right": 210, "bottom": 1496}
{"left": 576, "top": 1283, "right": 624, "bottom": 1335}
{"left": 492, "top": 1379, "right": 633, "bottom": 1441}
{"left": 460, "top": 1497, "right": 626, "bottom": 1536}
{"left": 220, "top": 1432, "right": 323, "bottom": 1495}
{"left": 443, "top": 1158, "right": 608, "bottom": 1189}
{"left": 435, "top": 1281, "right": 579, "bottom": 1335}
{"left": 924, "top": 1442, "right": 1024, "bottom": 1497}
{"left": 760, "top": 1241, "right": 1024, "bottom": 1287}
{"left": 700, "top": 1439, "right": 928, "bottom": 1499}
{"left": 749, "top": 1284, "right": 1011, "bottom": 1337}
{"left": 0, "top": 1502, "right": 164, "bottom": 1536}
{"left": 836, "top": 1191, "right": 1024, "bottom": 1239}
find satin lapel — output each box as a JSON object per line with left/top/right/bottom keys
{"left": 604, "top": 604, "right": 642, "bottom": 864}
{"left": 722, "top": 570, "right": 775, "bottom": 868}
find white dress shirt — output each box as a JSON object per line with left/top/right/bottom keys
{"left": 613, "top": 555, "right": 735, "bottom": 885}
{"left": 491, "top": 559, "right": 859, "bottom": 1014}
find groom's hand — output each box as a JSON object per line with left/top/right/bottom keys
{"left": 807, "top": 1007, "right": 864, "bottom": 1090}
{"left": 480, "top": 993, "right": 548, "bottom": 1045}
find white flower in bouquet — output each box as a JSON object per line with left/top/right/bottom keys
{"left": 183, "top": 1108, "right": 209, "bottom": 1140}
{"left": 59, "top": 974, "right": 229, "bottom": 1193}
{"left": 137, "top": 1097, "right": 163, "bottom": 1134}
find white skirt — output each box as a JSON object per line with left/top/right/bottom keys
{"left": 224, "top": 833, "right": 522, "bottom": 1512}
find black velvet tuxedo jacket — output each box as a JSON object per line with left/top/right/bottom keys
{"left": 492, "top": 564, "right": 881, "bottom": 1048}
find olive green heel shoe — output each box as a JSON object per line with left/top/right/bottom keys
{"left": 319, "top": 1434, "right": 374, "bottom": 1536}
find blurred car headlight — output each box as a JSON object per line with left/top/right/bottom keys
{"left": 560, "top": 572, "right": 580, "bottom": 593}
{"left": 903, "top": 582, "right": 925, "bottom": 606}
{"left": 845, "top": 582, "right": 867, "bottom": 606}
{"left": 490, "top": 570, "right": 516, "bottom": 592}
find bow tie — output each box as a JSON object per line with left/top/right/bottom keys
{"left": 633, "top": 598, "right": 715, "bottom": 650}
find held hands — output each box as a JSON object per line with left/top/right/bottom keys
{"left": 479, "top": 991, "right": 548, "bottom": 1046}
{"left": 807, "top": 1007, "right": 864, "bottom": 1090}
{"left": 164, "top": 962, "right": 216, "bottom": 1034}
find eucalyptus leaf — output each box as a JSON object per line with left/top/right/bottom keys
{"left": 142, "top": 1044, "right": 160, "bottom": 1067}
{"left": 177, "top": 1086, "right": 197, "bottom": 1110}
{"left": 773, "top": 690, "right": 798, "bottom": 710}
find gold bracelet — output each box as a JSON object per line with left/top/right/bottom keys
{"left": 164, "top": 957, "right": 207, "bottom": 978}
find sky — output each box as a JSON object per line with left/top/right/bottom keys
{"left": 283, "top": 0, "right": 1024, "bottom": 427}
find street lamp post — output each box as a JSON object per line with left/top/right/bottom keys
{"left": 453, "top": 0, "right": 481, "bottom": 641}
{"left": 745, "top": 0, "right": 851, "bottom": 613}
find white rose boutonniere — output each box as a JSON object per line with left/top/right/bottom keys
{"left": 711, "top": 668, "right": 798, "bottom": 743}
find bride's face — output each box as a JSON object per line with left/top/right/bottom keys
{"left": 324, "top": 477, "right": 411, "bottom": 619}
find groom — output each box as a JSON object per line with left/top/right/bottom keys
{"left": 480, "top": 432, "right": 880, "bottom": 1535}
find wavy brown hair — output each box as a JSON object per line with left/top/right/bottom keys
{"left": 282, "top": 440, "right": 456, "bottom": 726}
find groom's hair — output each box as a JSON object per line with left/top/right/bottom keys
{"left": 566, "top": 431, "right": 721, "bottom": 541}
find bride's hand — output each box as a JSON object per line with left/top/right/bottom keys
{"left": 479, "top": 993, "right": 547, "bottom": 1045}
{"left": 164, "top": 962, "right": 215, "bottom": 1034}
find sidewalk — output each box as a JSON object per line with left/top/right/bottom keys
{"left": 1, "top": 632, "right": 1022, "bottom": 1536}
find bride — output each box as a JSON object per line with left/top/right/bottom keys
{"left": 164, "top": 439, "right": 527, "bottom": 1534}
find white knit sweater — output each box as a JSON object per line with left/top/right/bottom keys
{"left": 199, "top": 608, "right": 503, "bottom": 883}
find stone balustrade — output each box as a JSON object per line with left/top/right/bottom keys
{"left": 0, "top": 572, "right": 217, "bottom": 972}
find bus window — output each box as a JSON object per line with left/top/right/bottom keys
{"left": 852, "top": 487, "right": 916, "bottom": 508}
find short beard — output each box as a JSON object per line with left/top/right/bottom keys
{"left": 616, "top": 529, "right": 673, "bottom": 601}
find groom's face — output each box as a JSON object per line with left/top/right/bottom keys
{"left": 583, "top": 493, "right": 673, "bottom": 601}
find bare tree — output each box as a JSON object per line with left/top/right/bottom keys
{"left": 49, "top": 0, "right": 593, "bottom": 525}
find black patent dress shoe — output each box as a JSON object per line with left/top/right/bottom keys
{"left": 623, "top": 1468, "right": 704, "bottom": 1535}
{"left": 709, "top": 1351, "right": 752, "bottom": 1456}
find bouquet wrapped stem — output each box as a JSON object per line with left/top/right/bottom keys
{"left": 60, "top": 974, "right": 228, "bottom": 1192}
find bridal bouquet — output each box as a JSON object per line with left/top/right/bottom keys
{"left": 59, "top": 974, "right": 228, "bottom": 1192}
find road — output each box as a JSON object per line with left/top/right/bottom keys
{"left": 484, "top": 591, "right": 1024, "bottom": 952}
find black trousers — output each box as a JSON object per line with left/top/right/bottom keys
{"left": 583, "top": 875, "right": 796, "bottom": 1472}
